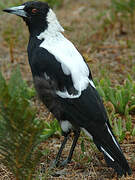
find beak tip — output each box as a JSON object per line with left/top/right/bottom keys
{"left": 3, "top": 9, "right": 8, "bottom": 12}
{"left": 3, "top": 8, "right": 11, "bottom": 13}
{"left": 2, "top": 6, "right": 27, "bottom": 18}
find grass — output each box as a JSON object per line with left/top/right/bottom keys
{"left": 0, "top": 0, "right": 135, "bottom": 179}
{"left": 0, "top": 67, "right": 43, "bottom": 180}
{"left": 0, "top": 67, "right": 61, "bottom": 179}
{"left": 95, "top": 75, "right": 135, "bottom": 115}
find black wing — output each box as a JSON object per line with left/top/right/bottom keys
{"left": 29, "top": 47, "right": 78, "bottom": 95}
{"left": 29, "top": 46, "right": 106, "bottom": 125}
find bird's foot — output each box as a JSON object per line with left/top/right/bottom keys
{"left": 50, "top": 159, "right": 59, "bottom": 169}
{"left": 50, "top": 158, "right": 71, "bottom": 169}
{"left": 59, "top": 158, "right": 70, "bottom": 167}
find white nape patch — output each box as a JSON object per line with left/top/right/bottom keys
{"left": 89, "top": 80, "right": 96, "bottom": 89}
{"left": 106, "top": 123, "right": 121, "bottom": 151}
{"left": 60, "top": 120, "right": 72, "bottom": 132}
{"left": 46, "top": 9, "right": 64, "bottom": 33}
{"left": 37, "top": 8, "right": 64, "bottom": 40}
{"left": 44, "top": 72, "right": 50, "bottom": 80}
{"left": 101, "top": 146, "right": 114, "bottom": 162}
{"left": 81, "top": 128, "right": 93, "bottom": 140}
{"left": 37, "top": 9, "right": 90, "bottom": 99}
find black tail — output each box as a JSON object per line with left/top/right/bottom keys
{"left": 92, "top": 122, "right": 132, "bottom": 177}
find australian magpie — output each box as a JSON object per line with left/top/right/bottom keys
{"left": 3, "top": 1, "right": 132, "bottom": 177}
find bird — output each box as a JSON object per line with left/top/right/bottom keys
{"left": 3, "top": 1, "right": 132, "bottom": 177}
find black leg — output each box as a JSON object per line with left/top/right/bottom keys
{"left": 50, "top": 133, "right": 69, "bottom": 168}
{"left": 60, "top": 129, "right": 80, "bottom": 167}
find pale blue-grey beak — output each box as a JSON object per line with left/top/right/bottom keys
{"left": 3, "top": 5, "right": 27, "bottom": 17}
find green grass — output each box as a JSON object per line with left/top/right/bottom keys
{"left": 96, "top": 0, "right": 135, "bottom": 37}
{"left": 0, "top": 67, "right": 61, "bottom": 179}
{"left": 94, "top": 75, "right": 135, "bottom": 142}
{"left": 95, "top": 74, "right": 135, "bottom": 115}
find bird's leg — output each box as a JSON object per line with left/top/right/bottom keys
{"left": 50, "top": 132, "right": 69, "bottom": 168}
{"left": 60, "top": 129, "right": 80, "bottom": 167}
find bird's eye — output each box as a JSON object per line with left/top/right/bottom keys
{"left": 32, "top": 8, "right": 38, "bottom": 14}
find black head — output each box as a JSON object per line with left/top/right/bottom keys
{"left": 3, "top": 1, "right": 50, "bottom": 35}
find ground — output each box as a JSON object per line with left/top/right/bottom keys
{"left": 0, "top": 0, "right": 135, "bottom": 179}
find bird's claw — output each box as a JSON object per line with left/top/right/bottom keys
{"left": 50, "top": 158, "right": 70, "bottom": 169}
{"left": 50, "top": 159, "right": 59, "bottom": 169}
{"left": 59, "top": 158, "right": 70, "bottom": 167}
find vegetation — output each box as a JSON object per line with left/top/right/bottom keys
{"left": 95, "top": 75, "right": 135, "bottom": 115}
{"left": 94, "top": 75, "right": 135, "bottom": 142}
{"left": 111, "top": 0, "right": 135, "bottom": 29}
{"left": 0, "top": 67, "right": 60, "bottom": 179}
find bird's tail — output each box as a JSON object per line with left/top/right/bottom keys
{"left": 92, "top": 122, "right": 132, "bottom": 177}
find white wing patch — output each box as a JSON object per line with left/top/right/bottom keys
{"left": 37, "top": 9, "right": 90, "bottom": 99}
{"left": 38, "top": 35, "right": 90, "bottom": 95}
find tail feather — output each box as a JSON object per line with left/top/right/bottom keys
{"left": 101, "top": 144, "right": 132, "bottom": 176}
{"left": 103, "top": 152, "right": 128, "bottom": 177}
{"left": 92, "top": 122, "right": 132, "bottom": 177}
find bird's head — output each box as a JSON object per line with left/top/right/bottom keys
{"left": 3, "top": 1, "right": 63, "bottom": 36}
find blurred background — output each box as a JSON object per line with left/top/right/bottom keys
{"left": 0, "top": 0, "right": 135, "bottom": 179}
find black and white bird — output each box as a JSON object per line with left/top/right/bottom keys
{"left": 3, "top": 1, "right": 132, "bottom": 177}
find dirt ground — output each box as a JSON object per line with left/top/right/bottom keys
{"left": 0, "top": 0, "right": 135, "bottom": 179}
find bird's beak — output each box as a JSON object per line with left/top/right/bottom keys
{"left": 3, "top": 5, "right": 27, "bottom": 18}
